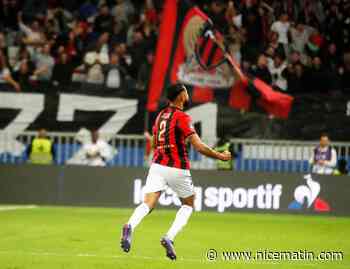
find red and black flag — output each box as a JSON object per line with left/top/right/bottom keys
{"left": 147, "top": 0, "right": 293, "bottom": 119}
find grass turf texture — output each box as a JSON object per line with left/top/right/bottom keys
{"left": 0, "top": 206, "right": 349, "bottom": 269}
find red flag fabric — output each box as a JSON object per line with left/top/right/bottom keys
{"left": 146, "top": 0, "right": 178, "bottom": 112}
{"left": 192, "top": 86, "right": 214, "bottom": 103}
{"left": 228, "top": 78, "right": 294, "bottom": 119}
{"left": 254, "top": 78, "right": 294, "bottom": 119}
{"left": 228, "top": 80, "right": 250, "bottom": 111}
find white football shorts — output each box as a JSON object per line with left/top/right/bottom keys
{"left": 144, "top": 163, "right": 194, "bottom": 198}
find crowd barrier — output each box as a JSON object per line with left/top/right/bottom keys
{"left": 0, "top": 132, "right": 350, "bottom": 173}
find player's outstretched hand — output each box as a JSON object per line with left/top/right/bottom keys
{"left": 218, "top": 150, "right": 232, "bottom": 161}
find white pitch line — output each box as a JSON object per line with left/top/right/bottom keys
{"left": 0, "top": 250, "right": 172, "bottom": 262}
{"left": 0, "top": 250, "right": 347, "bottom": 268}
{"left": 0, "top": 205, "right": 38, "bottom": 211}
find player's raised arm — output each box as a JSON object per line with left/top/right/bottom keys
{"left": 188, "top": 133, "right": 232, "bottom": 161}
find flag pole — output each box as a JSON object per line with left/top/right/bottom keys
{"left": 205, "top": 30, "right": 247, "bottom": 84}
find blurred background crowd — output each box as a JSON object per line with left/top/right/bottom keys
{"left": 0, "top": 0, "right": 349, "bottom": 95}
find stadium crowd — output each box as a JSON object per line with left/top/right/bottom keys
{"left": 0, "top": 0, "right": 349, "bottom": 95}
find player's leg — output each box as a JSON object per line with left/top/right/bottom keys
{"left": 121, "top": 164, "right": 166, "bottom": 253}
{"left": 127, "top": 191, "right": 161, "bottom": 229}
{"left": 161, "top": 174, "right": 195, "bottom": 260}
{"left": 165, "top": 194, "right": 194, "bottom": 242}
{"left": 121, "top": 192, "right": 161, "bottom": 253}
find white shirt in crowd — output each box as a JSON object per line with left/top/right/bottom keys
{"left": 267, "top": 58, "right": 287, "bottom": 91}
{"left": 19, "top": 22, "right": 42, "bottom": 44}
{"left": 82, "top": 139, "right": 115, "bottom": 166}
{"left": 290, "top": 26, "right": 313, "bottom": 54}
{"left": 232, "top": 14, "right": 242, "bottom": 28}
{"left": 33, "top": 52, "right": 55, "bottom": 81}
{"left": 271, "top": 21, "right": 290, "bottom": 45}
{"left": 86, "top": 64, "right": 105, "bottom": 84}
{"left": 309, "top": 147, "right": 337, "bottom": 175}
{"left": 0, "top": 68, "right": 10, "bottom": 83}
{"left": 106, "top": 68, "right": 121, "bottom": 88}
{"left": 84, "top": 50, "right": 109, "bottom": 84}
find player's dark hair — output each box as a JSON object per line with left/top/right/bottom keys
{"left": 320, "top": 133, "right": 329, "bottom": 139}
{"left": 166, "top": 84, "right": 186, "bottom": 102}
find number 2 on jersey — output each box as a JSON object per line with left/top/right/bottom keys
{"left": 158, "top": 120, "right": 167, "bottom": 142}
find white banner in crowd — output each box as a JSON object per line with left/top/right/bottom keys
{"left": 0, "top": 92, "right": 218, "bottom": 159}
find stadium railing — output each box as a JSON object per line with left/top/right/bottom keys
{"left": 0, "top": 131, "right": 349, "bottom": 173}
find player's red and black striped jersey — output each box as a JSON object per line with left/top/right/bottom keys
{"left": 152, "top": 106, "right": 196, "bottom": 170}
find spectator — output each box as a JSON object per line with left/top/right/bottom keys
{"left": 242, "top": 7, "right": 264, "bottom": 62}
{"left": 0, "top": 0, "right": 20, "bottom": 30}
{"left": 225, "top": 1, "right": 242, "bottom": 28}
{"left": 265, "top": 31, "right": 284, "bottom": 58}
{"left": 94, "top": 4, "right": 114, "bottom": 34}
{"left": 104, "top": 52, "right": 127, "bottom": 90}
{"left": 84, "top": 51, "right": 105, "bottom": 85}
{"left": 290, "top": 22, "right": 312, "bottom": 55}
{"left": 144, "top": 0, "right": 158, "bottom": 26}
{"left": 17, "top": 12, "right": 46, "bottom": 47}
{"left": 84, "top": 38, "right": 110, "bottom": 86}
{"left": 0, "top": 52, "right": 21, "bottom": 92}
{"left": 128, "top": 30, "right": 148, "bottom": 78}
{"left": 264, "top": 45, "right": 275, "bottom": 59}
{"left": 110, "top": 21, "right": 128, "bottom": 45}
{"left": 136, "top": 50, "right": 154, "bottom": 92}
{"left": 250, "top": 54, "right": 272, "bottom": 84}
{"left": 268, "top": 53, "right": 287, "bottom": 91}
{"left": 267, "top": 31, "right": 279, "bottom": 51}
{"left": 208, "top": 0, "right": 227, "bottom": 32}
{"left": 27, "top": 128, "right": 55, "bottom": 165}
{"left": 140, "top": 15, "right": 157, "bottom": 48}
{"left": 283, "top": 62, "right": 308, "bottom": 94}
{"left": 64, "top": 29, "right": 84, "bottom": 66}
{"left": 322, "top": 43, "right": 340, "bottom": 73}
{"left": 270, "top": 13, "right": 290, "bottom": 55}
{"left": 85, "top": 31, "right": 110, "bottom": 57}
{"left": 324, "top": 1, "right": 349, "bottom": 52}
{"left": 126, "top": 14, "right": 141, "bottom": 46}
{"left": 83, "top": 32, "right": 111, "bottom": 85}
{"left": 81, "top": 130, "right": 115, "bottom": 166}
{"left": 52, "top": 52, "right": 74, "bottom": 87}
{"left": 227, "top": 26, "right": 243, "bottom": 65}
{"left": 32, "top": 43, "right": 55, "bottom": 82}
{"left": 309, "top": 134, "right": 337, "bottom": 175}
{"left": 214, "top": 137, "right": 235, "bottom": 170}
{"left": 289, "top": 51, "right": 302, "bottom": 66}
{"left": 22, "top": 0, "right": 47, "bottom": 19}
{"left": 12, "top": 59, "right": 34, "bottom": 90}
{"left": 47, "top": 6, "right": 74, "bottom": 34}
{"left": 305, "top": 29, "right": 325, "bottom": 59}
{"left": 17, "top": 45, "right": 32, "bottom": 63}
{"left": 307, "top": 56, "right": 331, "bottom": 93}
{"left": 78, "top": 0, "right": 98, "bottom": 21}
{"left": 112, "top": 0, "right": 135, "bottom": 25}
{"left": 308, "top": 1, "right": 326, "bottom": 25}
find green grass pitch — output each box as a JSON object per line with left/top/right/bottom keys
{"left": 0, "top": 206, "right": 349, "bottom": 269}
